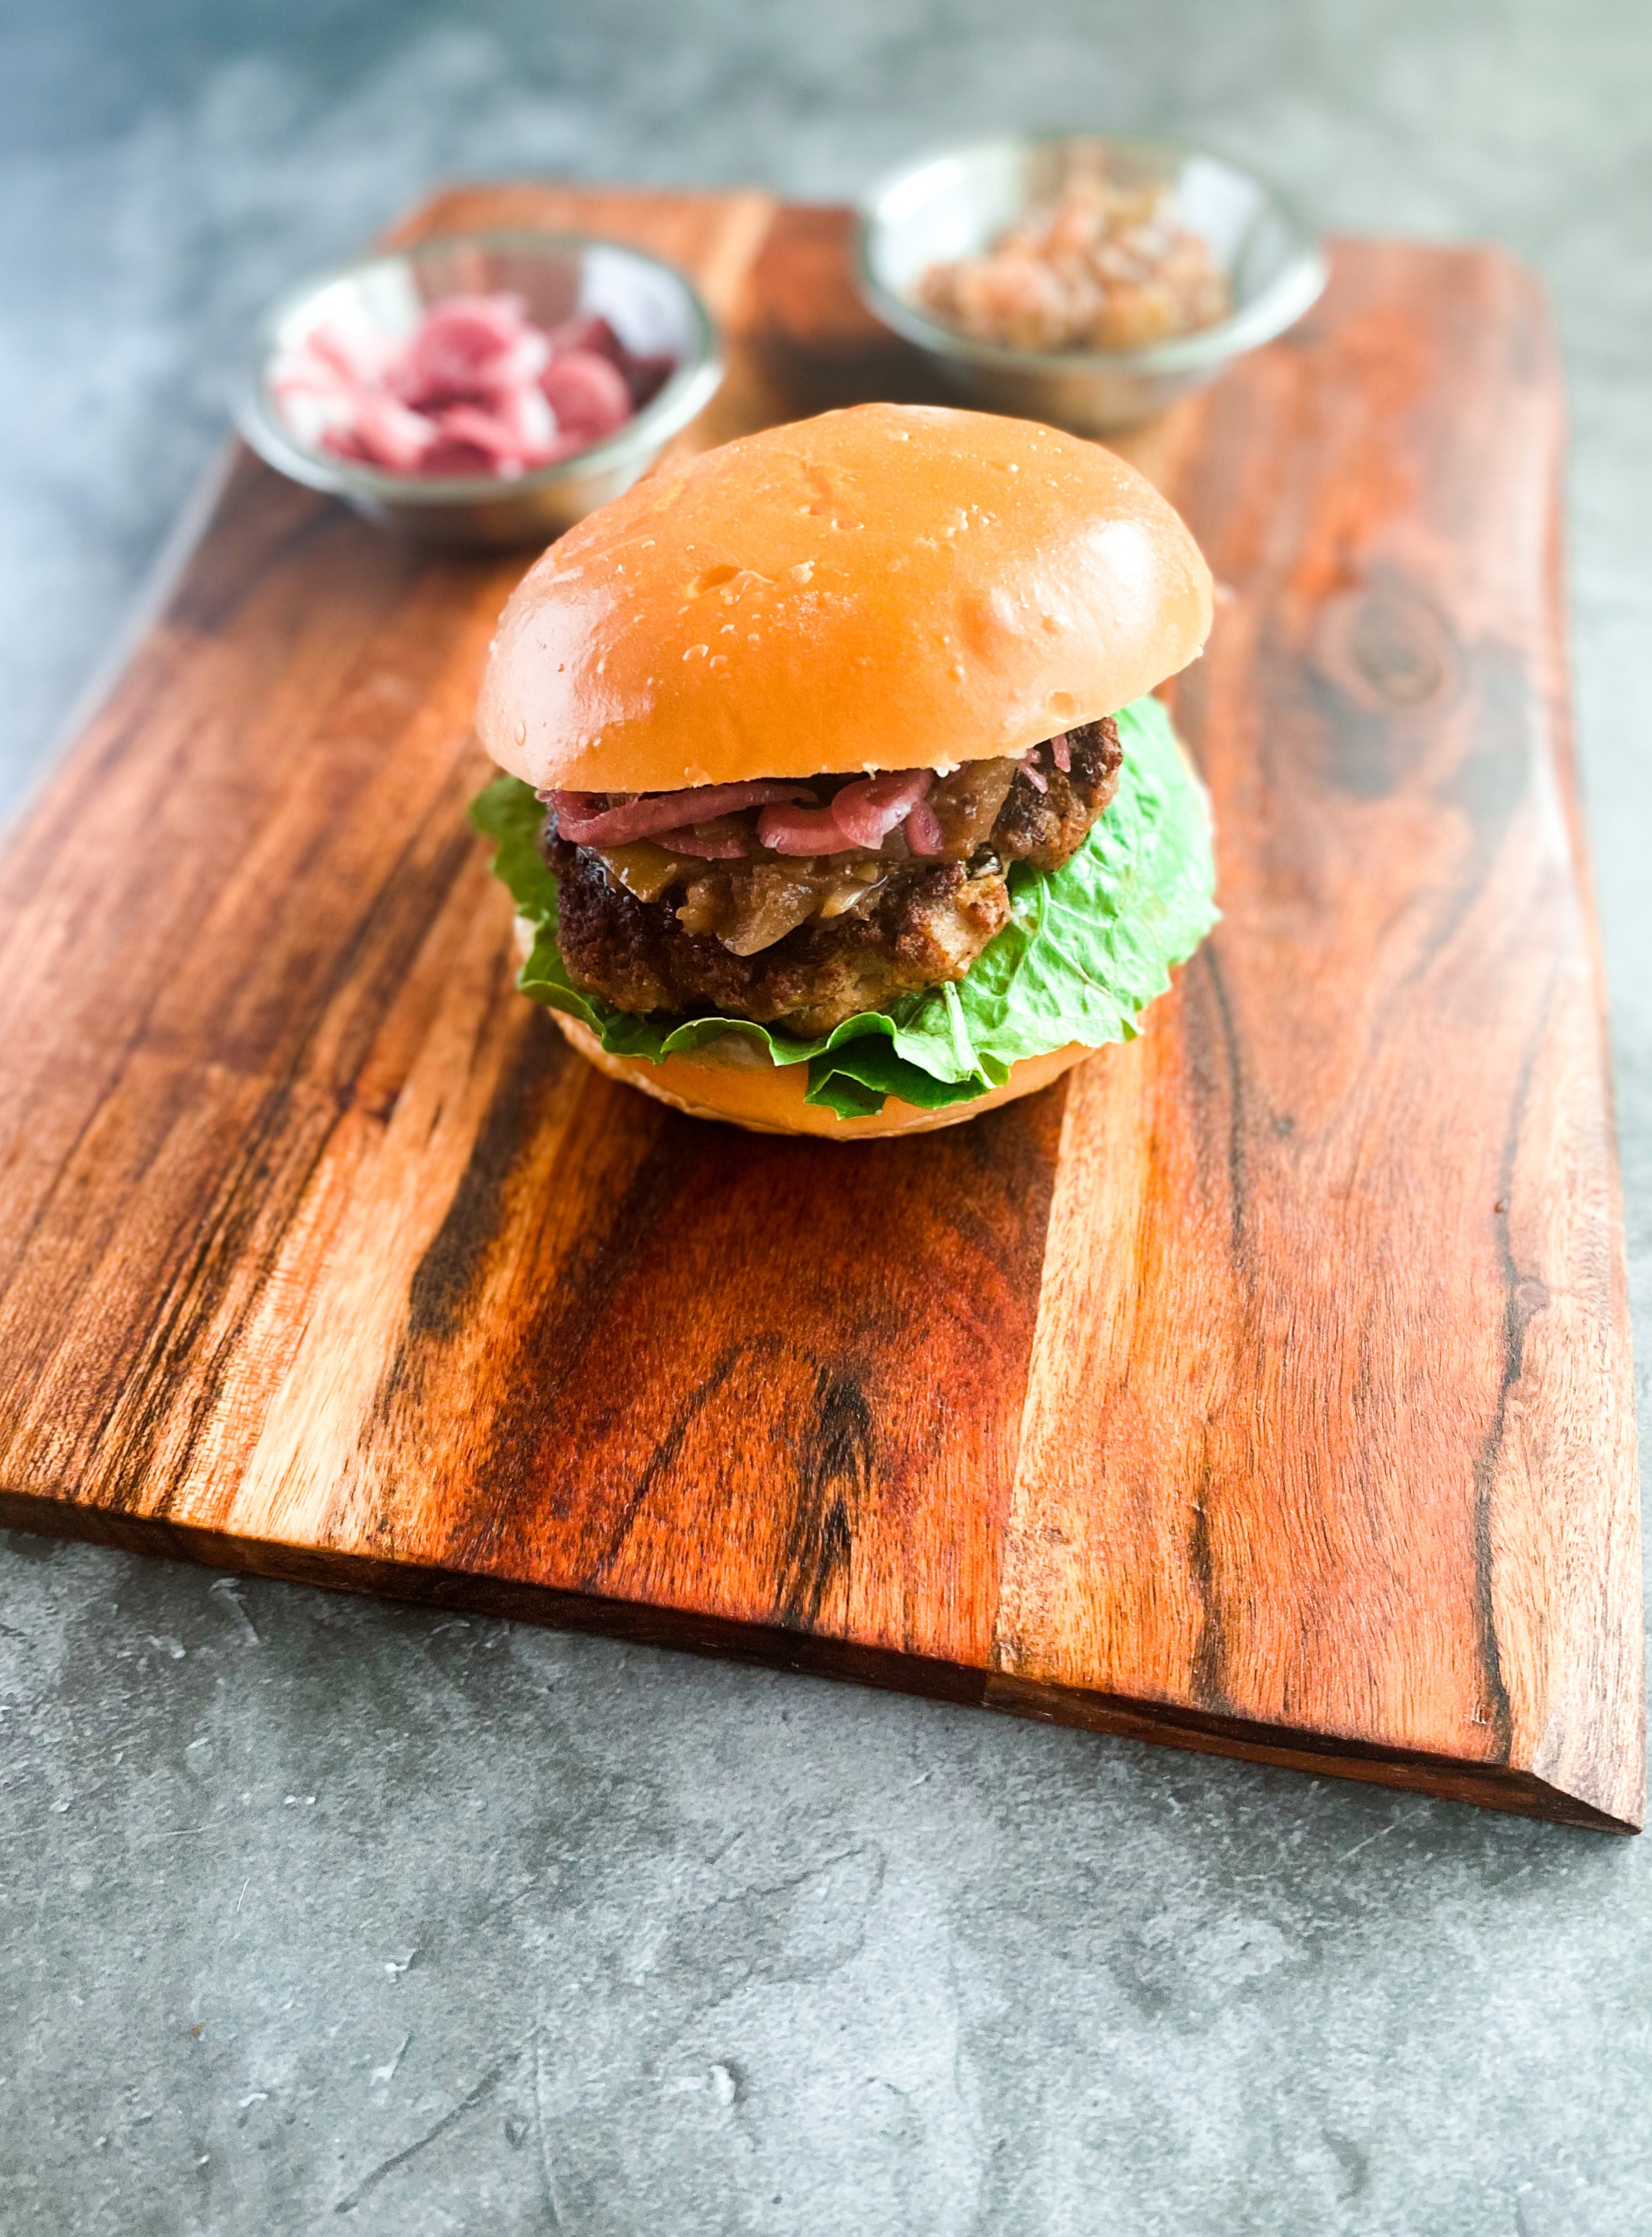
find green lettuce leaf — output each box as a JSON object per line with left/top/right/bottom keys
{"left": 470, "top": 693, "right": 1216, "bottom": 1119}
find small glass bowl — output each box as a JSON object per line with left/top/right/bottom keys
{"left": 234, "top": 230, "right": 723, "bottom": 548}
{"left": 856, "top": 133, "right": 1326, "bottom": 434}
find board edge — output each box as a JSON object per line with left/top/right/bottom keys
{"left": 2, "top": 1491, "right": 1635, "bottom": 1834}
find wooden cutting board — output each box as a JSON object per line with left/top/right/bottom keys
{"left": 0, "top": 184, "right": 1640, "bottom": 1832}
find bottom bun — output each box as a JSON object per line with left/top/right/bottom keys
{"left": 549, "top": 1012, "right": 1093, "bottom": 1139}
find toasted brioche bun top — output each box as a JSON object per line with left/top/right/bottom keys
{"left": 477, "top": 402, "right": 1212, "bottom": 793}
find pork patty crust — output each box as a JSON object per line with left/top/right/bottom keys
{"left": 544, "top": 716, "right": 1122, "bottom": 1038}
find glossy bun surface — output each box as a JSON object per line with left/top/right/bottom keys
{"left": 478, "top": 402, "right": 1212, "bottom": 793}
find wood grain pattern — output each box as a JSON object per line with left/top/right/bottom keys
{"left": 0, "top": 187, "right": 1639, "bottom": 1831}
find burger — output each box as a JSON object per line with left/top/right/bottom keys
{"left": 472, "top": 402, "right": 1216, "bottom": 1138}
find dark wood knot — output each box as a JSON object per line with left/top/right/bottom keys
{"left": 1314, "top": 585, "right": 1462, "bottom": 715}
{"left": 1310, "top": 581, "right": 1465, "bottom": 798}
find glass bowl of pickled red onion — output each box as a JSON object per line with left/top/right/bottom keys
{"left": 235, "top": 230, "right": 722, "bottom": 547}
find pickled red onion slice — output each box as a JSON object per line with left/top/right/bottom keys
{"left": 304, "top": 319, "right": 395, "bottom": 388}
{"left": 904, "top": 799, "right": 944, "bottom": 857}
{"left": 540, "top": 351, "right": 633, "bottom": 443}
{"left": 551, "top": 780, "right": 813, "bottom": 846}
{"left": 759, "top": 770, "right": 937, "bottom": 856}
{"left": 756, "top": 802, "right": 851, "bottom": 855}
{"left": 426, "top": 391, "right": 557, "bottom": 479}
{"left": 392, "top": 294, "right": 549, "bottom": 409}
{"left": 543, "top": 314, "right": 676, "bottom": 408}
{"left": 319, "top": 393, "right": 439, "bottom": 473}
{"left": 1049, "top": 732, "right": 1072, "bottom": 772}
{"left": 828, "top": 768, "right": 935, "bottom": 849}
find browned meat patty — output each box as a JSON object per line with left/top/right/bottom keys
{"left": 544, "top": 716, "right": 1121, "bottom": 1036}
{"left": 550, "top": 849, "right": 1013, "bottom": 1035}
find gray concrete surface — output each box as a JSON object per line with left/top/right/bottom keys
{"left": 2, "top": 2, "right": 1650, "bottom": 2230}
